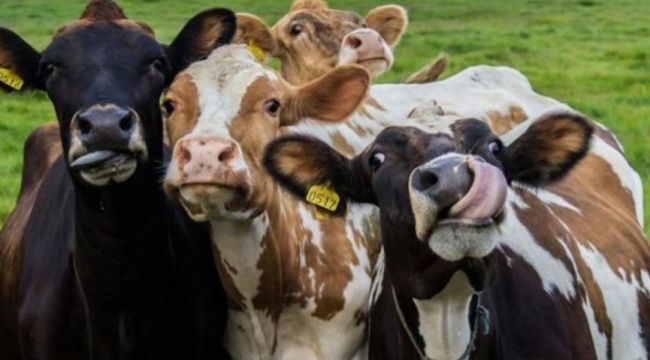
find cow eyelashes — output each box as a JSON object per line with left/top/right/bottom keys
{"left": 289, "top": 23, "right": 303, "bottom": 36}
{"left": 162, "top": 100, "right": 175, "bottom": 115}
{"left": 488, "top": 140, "right": 501, "bottom": 155}
{"left": 265, "top": 99, "right": 281, "bottom": 116}
{"left": 369, "top": 152, "right": 385, "bottom": 171}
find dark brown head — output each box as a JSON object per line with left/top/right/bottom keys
{"left": 263, "top": 112, "right": 593, "bottom": 298}
{"left": 0, "top": 0, "right": 236, "bottom": 187}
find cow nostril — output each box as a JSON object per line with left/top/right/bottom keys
{"left": 180, "top": 146, "right": 192, "bottom": 163}
{"left": 77, "top": 117, "right": 92, "bottom": 135}
{"left": 346, "top": 35, "right": 362, "bottom": 49}
{"left": 218, "top": 148, "right": 233, "bottom": 163}
{"left": 419, "top": 170, "right": 439, "bottom": 190}
{"left": 119, "top": 114, "right": 134, "bottom": 132}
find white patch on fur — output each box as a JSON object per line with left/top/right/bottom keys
{"left": 414, "top": 271, "right": 475, "bottom": 360}
{"left": 522, "top": 187, "right": 582, "bottom": 214}
{"left": 497, "top": 192, "right": 577, "bottom": 299}
{"left": 369, "top": 248, "right": 385, "bottom": 306}
{"left": 577, "top": 243, "right": 648, "bottom": 360}
{"left": 589, "top": 136, "right": 644, "bottom": 227}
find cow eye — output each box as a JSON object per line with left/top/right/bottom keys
{"left": 369, "top": 152, "right": 385, "bottom": 171}
{"left": 289, "top": 23, "right": 303, "bottom": 36}
{"left": 151, "top": 57, "right": 167, "bottom": 73}
{"left": 265, "top": 99, "right": 281, "bottom": 116}
{"left": 488, "top": 140, "right": 501, "bottom": 155}
{"left": 162, "top": 100, "right": 175, "bottom": 115}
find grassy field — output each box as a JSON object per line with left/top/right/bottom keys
{"left": 0, "top": 0, "right": 649, "bottom": 236}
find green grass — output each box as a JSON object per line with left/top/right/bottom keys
{"left": 1, "top": 0, "right": 649, "bottom": 236}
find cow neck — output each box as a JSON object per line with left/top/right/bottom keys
{"left": 396, "top": 271, "right": 479, "bottom": 360}
{"left": 72, "top": 144, "right": 169, "bottom": 305}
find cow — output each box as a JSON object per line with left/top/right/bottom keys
{"left": 233, "top": 0, "right": 449, "bottom": 85}
{"left": 0, "top": 0, "right": 235, "bottom": 358}
{"left": 160, "top": 43, "right": 644, "bottom": 358}
{"left": 262, "top": 112, "right": 650, "bottom": 359}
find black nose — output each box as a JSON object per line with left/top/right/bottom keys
{"left": 411, "top": 156, "right": 473, "bottom": 211}
{"left": 74, "top": 106, "right": 135, "bottom": 148}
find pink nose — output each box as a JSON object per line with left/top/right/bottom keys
{"left": 174, "top": 137, "right": 241, "bottom": 183}
{"left": 342, "top": 29, "right": 385, "bottom": 59}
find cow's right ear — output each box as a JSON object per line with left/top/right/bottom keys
{"left": 165, "top": 8, "right": 236, "bottom": 76}
{"left": 0, "top": 28, "right": 43, "bottom": 92}
{"left": 232, "top": 13, "right": 276, "bottom": 61}
{"left": 263, "top": 134, "right": 376, "bottom": 207}
{"left": 365, "top": 5, "right": 407, "bottom": 47}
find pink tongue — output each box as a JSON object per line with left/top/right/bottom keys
{"left": 446, "top": 158, "right": 507, "bottom": 224}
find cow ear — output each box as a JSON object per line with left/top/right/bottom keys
{"left": 282, "top": 64, "right": 370, "bottom": 125}
{"left": 165, "top": 8, "right": 236, "bottom": 76}
{"left": 502, "top": 112, "right": 594, "bottom": 186}
{"left": 232, "top": 13, "right": 276, "bottom": 61}
{"left": 0, "top": 28, "right": 43, "bottom": 91}
{"left": 365, "top": 5, "right": 407, "bottom": 47}
{"left": 263, "top": 134, "right": 374, "bottom": 206}
{"left": 289, "top": 0, "right": 329, "bottom": 12}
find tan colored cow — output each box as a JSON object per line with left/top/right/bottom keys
{"left": 161, "top": 43, "right": 644, "bottom": 358}
{"left": 233, "top": 0, "right": 449, "bottom": 85}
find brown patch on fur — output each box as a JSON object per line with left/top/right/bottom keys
{"left": 512, "top": 152, "right": 648, "bottom": 345}
{"left": 212, "top": 243, "right": 246, "bottom": 311}
{"left": 232, "top": 13, "right": 276, "bottom": 59}
{"left": 330, "top": 131, "right": 356, "bottom": 158}
{"left": 164, "top": 73, "right": 201, "bottom": 147}
{"left": 79, "top": 0, "right": 127, "bottom": 21}
{"left": 486, "top": 105, "right": 528, "bottom": 135}
{"left": 404, "top": 52, "right": 449, "bottom": 84}
{"left": 289, "top": 0, "right": 329, "bottom": 12}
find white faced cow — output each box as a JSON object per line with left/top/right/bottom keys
{"left": 263, "top": 111, "right": 650, "bottom": 360}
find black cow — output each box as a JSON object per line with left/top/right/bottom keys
{"left": 263, "top": 112, "right": 650, "bottom": 359}
{"left": 0, "top": 1, "right": 235, "bottom": 358}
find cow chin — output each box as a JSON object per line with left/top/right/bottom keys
{"left": 426, "top": 224, "right": 499, "bottom": 262}
{"left": 357, "top": 58, "right": 391, "bottom": 78}
{"left": 177, "top": 184, "right": 253, "bottom": 222}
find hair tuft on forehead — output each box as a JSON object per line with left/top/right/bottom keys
{"left": 79, "top": 0, "right": 127, "bottom": 21}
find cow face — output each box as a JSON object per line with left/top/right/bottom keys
{"left": 264, "top": 112, "right": 593, "bottom": 297}
{"left": 269, "top": 0, "right": 406, "bottom": 84}
{"left": 0, "top": 1, "right": 236, "bottom": 187}
{"left": 163, "top": 45, "right": 369, "bottom": 221}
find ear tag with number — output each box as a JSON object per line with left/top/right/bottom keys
{"left": 247, "top": 40, "right": 266, "bottom": 62}
{"left": 0, "top": 68, "right": 24, "bottom": 90}
{"left": 306, "top": 182, "right": 340, "bottom": 212}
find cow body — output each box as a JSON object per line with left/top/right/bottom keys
{"left": 0, "top": 2, "right": 235, "bottom": 358}
{"left": 263, "top": 111, "right": 650, "bottom": 360}
{"left": 162, "top": 44, "right": 643, "bottom": 358}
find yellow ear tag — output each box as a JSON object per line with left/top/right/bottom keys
{"left": 0, "top": 68, "right": 24, "bottom": 90}
{"left": 306, "top": 182, "right": 340, "bottom": 212}
{"left": 247, "top": 40, "right": 266, "bottom": 62}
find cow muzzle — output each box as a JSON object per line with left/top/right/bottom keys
{"left": 338, "top": 28, "right": 393, "bottom": 77}
{"left": 409, "top": 155, "right": 507, "bottom": 261}
{"left": 166, "top": 136, "right": 251, "bottom": 221}
{"left": 68, "top": 104, "right": 147, "bottom": 186}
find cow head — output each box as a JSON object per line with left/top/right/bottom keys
{"left": 163, "top": 45, "right": 369, "bottom": 221}
{"left": 268, "top": 0, "right": 406, "bottom": 84}
{"left": 263, "top": 112, "right": 593, "bottom": 298}
{"left": 0, "top": 0, "right": 236, "bottom": 187}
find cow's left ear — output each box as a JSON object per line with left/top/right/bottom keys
{"left": 165, "top": 8, "right": 236, "bottom": 76}
{"left": 502, "top": 111, "right": 594, "bottom": 186}
{"left": 263, "top": 134, "right": 375, "bottom": 207}
{"left": 0, "top": 28, "right": 43, "bottom": 91}
{"left": 365, "top": 5, "right": 407, "bottom": 47}
{"left": 282, "top": 64, "right": 370, "bottom": 125}
{"left": 232, "top": 13, "right": 276, "bottom": 61}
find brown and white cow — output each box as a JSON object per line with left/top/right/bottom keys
{"left": 245, "top": 0, "right": 448, "bottom": 85}
{"left": 263, "top": 112, "right": 650, "bottom": 359}
{"left": 163, "top": 45, "right": 379, "bottom": 359}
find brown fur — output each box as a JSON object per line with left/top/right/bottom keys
{"left": 164, "top": 74, "right": 201, "bottom": 146}
{"left": 487, "top": 105, "right": 528, "bottom": 135}
{"left": 404, "top": 52, "right": 450, "bottom": 84}
{"left": 232, "top": 13, "right": 276, "bottom": 59}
